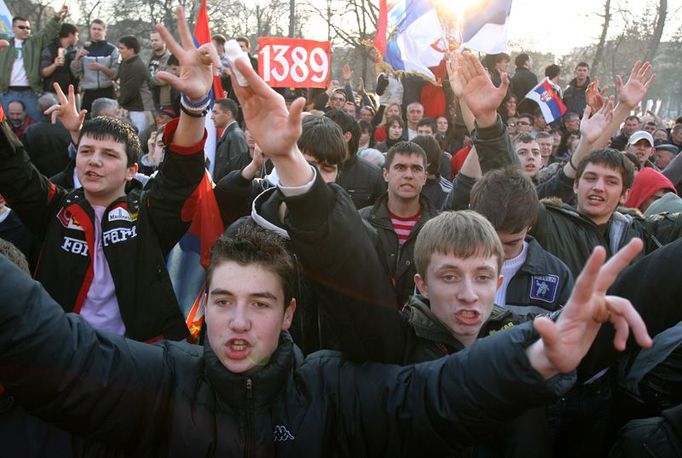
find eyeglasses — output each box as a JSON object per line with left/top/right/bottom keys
{"left": 16, "top": 25, "right": 31, "bottom": 30}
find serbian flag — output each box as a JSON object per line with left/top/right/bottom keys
{"left": 166, "top": 170, "right": 224, "bottom": 342}
{"left": 525, "top": 78, "right": 567, "bottom": 124}
{"left": 193, "top": 0, "right": 223, "bottom": 172}
{"left": 374, "top": 0, "right": 513, "bottom": 81}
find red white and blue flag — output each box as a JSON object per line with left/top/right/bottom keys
{"left": 374, "top": 0, "right": 513, "bottom": 80}
{"left": 525, "top": 78, "right": 567, "bottom": 124}
{"left": 165, "top": 1, "right": 226, "bottom": 342}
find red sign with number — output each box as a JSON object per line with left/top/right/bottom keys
{"left": 258, "top": 37, "right": 331, "bottom": 88}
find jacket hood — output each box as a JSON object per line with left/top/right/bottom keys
{"left": 250, "top": 187, "right": 289, "bottom": 239}
{"left": 625, "top": 167, "right": 676, "bottom": 210}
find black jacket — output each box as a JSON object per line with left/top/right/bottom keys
{"left": 511, "top": 68, "right": 538, "bottom": 113}
{"left": 0, "top": 118, "right": 205, "bottom": 341}
{"left": 359, "top": 193, "right": 439, "bottom": 307}
{"left": 0, "top": 256, "right": 575, "bottom": 457}
{"left": 213, "top": 122, "right": 249, "bottom": 181}
{"left": 563, "top": 77, "right": 590, "bottom": 116}
{"left": 503, "top": 237, "right": 574, "bottom": 319}
{"left": 336, "top": 155, "right": 386, "bottom": 209}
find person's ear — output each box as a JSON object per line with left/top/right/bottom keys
{"left": 497, "top": 274, "right": 504, "bottom": 290}
{"left": 620, "top": 188, "right": 631, "bottom": 205}
{"left": 126, "top": 162, "right": 139, "bottom": 181}
{"left": 383, "top": 167, "right": 390, "bottom": 183}
{"left": 414, "top": 273, "right": 429, "bottom": 298}
{"left": 281, "top": 298, "right": 297, "bottom": 331}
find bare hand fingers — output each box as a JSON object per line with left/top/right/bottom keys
{"left": 175, "top": 7, "right": 195, "bottom": 50}
{"left": 605, "top": 296, "right": 652, "bottom": 349}
{"left": 53, "top": 83, "right": 68, "bottom": 105}
{"left": 593, "top": 238, "right": 643, "bottom": 294}
{"left": 569, "top": 245, "right": 607, "bottom": 305}
{"left": 534, "top": 316, "right": 560, "bottom": 350}
{"left": 155, "top": 23, "right": 184, "bottom": 59}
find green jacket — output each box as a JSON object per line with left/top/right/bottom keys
{"left": 0, "top": 15, "right": 63, "bottom": 92}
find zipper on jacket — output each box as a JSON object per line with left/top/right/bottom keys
{"left": 244, "top": 377, "right": 255, "bottom": 458}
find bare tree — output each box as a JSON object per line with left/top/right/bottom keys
{"left": 304, "top": 0, "right": 378, "bottom": 82}
{"left": 643, "top": 0, "right": 668, "bottom": 62}
{"left": 591, "top": 0, "right": 612, "bottom": 76}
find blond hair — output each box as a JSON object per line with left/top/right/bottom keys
{"left": 414, "top": 210, "right": 503, "bottom": 276}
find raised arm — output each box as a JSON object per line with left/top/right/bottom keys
{"left": 528, "top": 238, "right": 652, "bottom": 378}
{"left": 595, "top": 61, "right": 655, "bottom": 149}
{"left": 229, "top": 57, "right": 406, "bottom": 363}
{"left": 0, "top": 256, "right": 170, "bottom": 448}
{"left": 140, "top": 7, "right": 220, "bottom": 253}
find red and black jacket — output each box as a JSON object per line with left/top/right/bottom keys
{"left": 0, "top": 118, "right": 206, "bottom": 342}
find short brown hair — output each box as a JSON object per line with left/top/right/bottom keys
{"left": 206, "top": 223, "right": 295, "bottom": 307}
{"left": 414, "top": 210, "right": 503, "bottom": 277}
{"left": 470, "top": 167, "right": 539, "bottom": 233}
{"left": 576, "top": 148, "right": 636, "bottom": 192}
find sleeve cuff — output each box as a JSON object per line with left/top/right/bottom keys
{"left": 474, "top": 114, "right": 505, "bottom": 140}
{"left": 278, "top": 166, "right": 317, "bottom": 197}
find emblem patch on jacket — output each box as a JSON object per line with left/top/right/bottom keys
{"left": 273, "top": 425, "right": 295, "bottom": 442}
{"left": 108, "top": 207, "right": 136, "bottom": 222}
{"left": 529, "top": 274, "right": 559, "bottom": 303}
{"left": 56, "top": 208, "right": 83, "bottom": 231}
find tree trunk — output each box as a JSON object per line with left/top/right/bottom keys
{"left": 591, "top": 0, "right": 611, "bottom": 76}
{"left": 643, "top": 0, "right": 667, "bottom": 62}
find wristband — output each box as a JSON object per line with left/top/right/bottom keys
{"left": 181, "top": 93, "right": 211, "bottom": 109}
{"left": 180, "top": 103, "right": 208, "bottom": 118}
{"left": 180, "top": 93, "right": 210, "bottom": 117}
{"left": 568, "top": 155, "right": 578, "bottom": 171}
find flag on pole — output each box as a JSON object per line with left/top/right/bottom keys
{"left": 525, "top": 78, "right": 567, "bottom": 124}
{"left": 164, "top": 3, "right": 228, "bottom": 341}
{"left": 374, "top": 0, "right": 513, "bottom": 80}
{"left": 0, "top": 0, "right": 12, "bottom": 35}
{"left": 193, "top": 0, "right": 225, "bottom": 101}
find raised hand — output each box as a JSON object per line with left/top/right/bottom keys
{"left": 154, "top": 7, "right": 220, "bottom": 102}
{"left": 230, "top": 57, "right": 305, "bottom": 159}
{"left": 446, "top": 51, "right": 508, "bottom": 127}
{"left": 43, "top": 83, "right": 87, "bottom": 144}
{"left": 528, "top": 238, "right": 652, "bottom": 378}
{"left": 580, "top": 95, "right": 615, "bottom": 145}
{"left": 616, "top": 61, "right": 656, "bottom": 109}
{"left": 0, "top": 40, "right": 8, "bottom": 49}
{"left": 586, "top": 79, "right": 608, "bottom": 112}
{"left": 342, "top": 64, "right": 352, "bottom": 82}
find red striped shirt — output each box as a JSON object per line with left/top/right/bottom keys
{"left": 388, "top": 208, "right": 421, "bottom": 246}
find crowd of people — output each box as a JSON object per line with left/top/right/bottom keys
{"left": 0, "top": 5, "right": 682, "bottom": 458}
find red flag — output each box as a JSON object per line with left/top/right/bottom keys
{"left": 374, "top": 0, "right": 388, "bottom": 55}
{"left": 193, "top": 0, "right": 225, "bottom": 99}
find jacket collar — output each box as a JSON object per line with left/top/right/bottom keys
{"left": 406, "top": 295, "right": 512, "bottom": 350}
{"left": 204, "top": 332, "right": 297, "bottom": 409}
{"left": 406, "top": 296, "right": 464, "bottom": 352}
{"left": 250, "top": 187, "right": 289, "bottom": 239}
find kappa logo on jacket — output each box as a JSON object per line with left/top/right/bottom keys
{"left": 273, "top": 425, "right": 295, "bottom": 442}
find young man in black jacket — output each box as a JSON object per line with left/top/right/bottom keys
{"left": 0, "top": 7, "right": 219, "bottom": 343}
{"left": 0, "top": 214, "right": 652, "bottom": 457}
